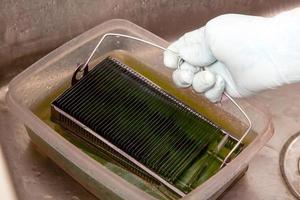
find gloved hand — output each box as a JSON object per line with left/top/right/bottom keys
{"left": 164, "top": 8, "right": 300, "bottom": 102}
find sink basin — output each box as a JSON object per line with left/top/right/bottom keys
{"left": 0, "top": 1, "right": 299, "bottom": 200}
{"left": 7, "top": 19, "right": 273, "bottom": 200}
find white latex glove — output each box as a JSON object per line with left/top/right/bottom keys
{"left": 164, "top": 8, "right": 300, "bottom": 102}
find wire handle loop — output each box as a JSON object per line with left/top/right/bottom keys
{"left": 82, "top": 32, "right": 252, "bottom": 168}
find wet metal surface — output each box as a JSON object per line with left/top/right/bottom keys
{"left": 279, "top": 132, "right": 300, "bottom": 199}
{"left": 1, "top": 0, "right": 299, "bottom": 84}
{"left": 1, "top": 1, "right": 300, "bottom": 199}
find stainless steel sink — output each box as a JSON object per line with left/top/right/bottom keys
{"left": 1, "top": 1, "right": 300, "bottom": 199}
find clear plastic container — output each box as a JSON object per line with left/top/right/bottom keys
{"left": 6, "top": 19, "right": 274, "bottom": 200}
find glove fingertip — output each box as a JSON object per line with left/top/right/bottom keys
{"left": 163, "top": 40, "right": 184, "bottom": 69}
{"left": 172, "top": 69, "right": 194, "bottom": 88}
{"left": 204, "top": 75, "right": 226, "bottom": 102}
{"left": 163, "top": 52, "right": 178, "bottom": 69}
{"left": 192, "top": 71, "right": 216, "bottom": 93}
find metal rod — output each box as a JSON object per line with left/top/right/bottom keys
{"left": 220, "top": 92, "right": 252, "bottom": 167}
{"left": 82, "top": 33, "right": 178, "bottom": 71}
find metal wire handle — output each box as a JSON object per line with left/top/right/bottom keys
{"left": 81, "top": 32, "right": 252, "bottom": 168}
